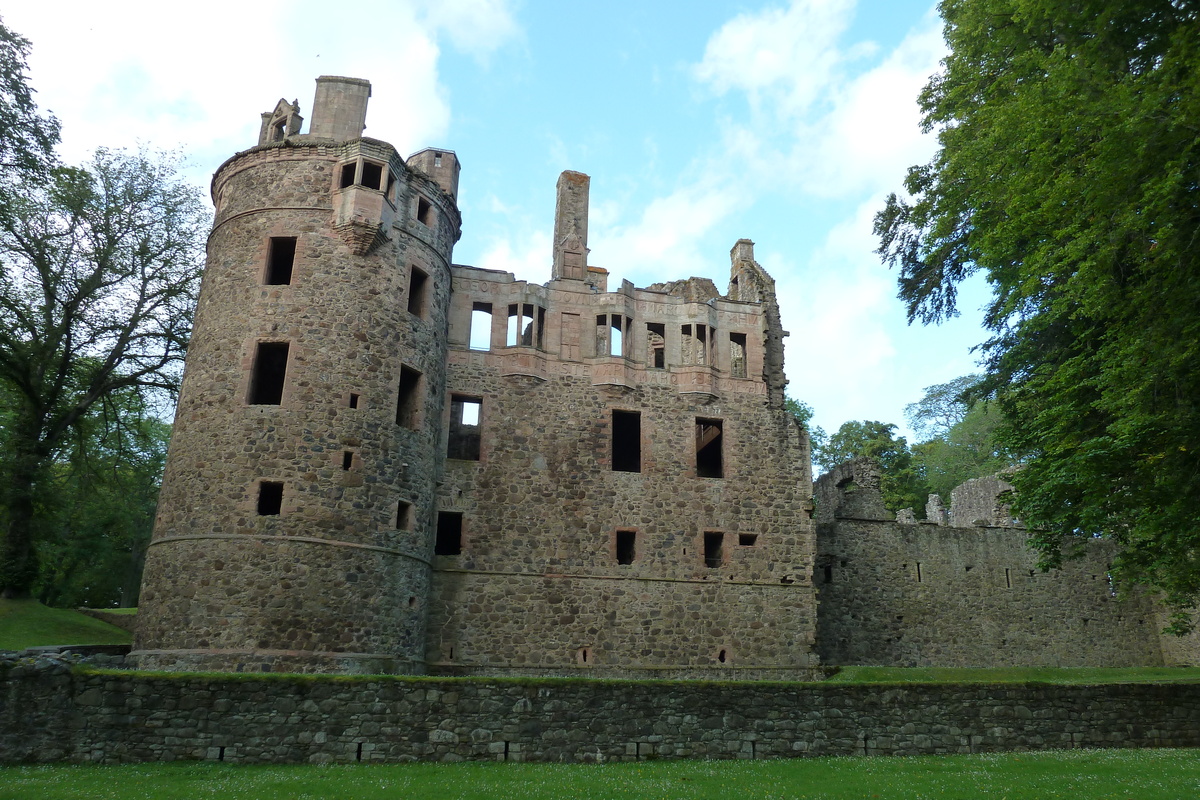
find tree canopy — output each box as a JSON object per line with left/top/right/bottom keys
{"left": 0, "top": 146, "right": 207, "bottom": 596}
{"left": 815, "top": 420, "right": 930, "bottom": 515}
{"left": 875, "top": 0, "right": 1200, "bottom": 622}
{"left": 0, "top": 18, "right": 57, "bottom": 180}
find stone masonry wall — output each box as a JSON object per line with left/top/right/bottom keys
{"left": 4, "top": 666, "right": 1199, "bottom": 764}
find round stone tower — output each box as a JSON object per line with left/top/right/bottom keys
{"left": 131, "top": 77, "right": 461, "bottom": 673}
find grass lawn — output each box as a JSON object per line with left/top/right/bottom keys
{"left": 1, "top": 749, "right": 1197, "bottom": 799}
{"left": 0, "top": 598, "right": 132, "bottom": 651}
{"left": 826, "top": 665, "right": 1200, "bottom": 684}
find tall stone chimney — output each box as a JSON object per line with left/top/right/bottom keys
{"left": 551, "top": 171, "right": 590, "bottom": 281}
{"left": 308, "top": 76, "right": 371, "bottom": 141}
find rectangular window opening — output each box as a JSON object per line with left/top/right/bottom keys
{"left": 248, "top": 341, "right": 289, "bottom": 405}
{"left": 396, "top": 365, "right": 422, "bottom": 428}
{"left": 396, "top": 500, "right": 413, "bottom": 530}
{"left": 257, "top": 481, "right": 283, "bottom": 516}
{"left": 823, "top": 564, "right": 833, "bottom": 583}
{"left": 696, "top": 418, "right": 724, "bottom": 478}
{"left": 470, "top": 302, "right": 493, "bottom": 350}
{"left": 595, "top": 315, "right": 609, "bottom": 356}
{"left": 616, "top": 530, "right": 636, "bottom": 565}
{"left": 339, "top": 162, "right": 356, "bottom": 188}
{"left": 730, "top": 333, "right": 747, "bottom": 378}
{"left": 1005, "top": 568, "right": 1012, "bottom": 589}
{"left": 360, "top": 161, "right": 383, "bottom": 190}
{"left": 417, "top": 196, "right": 433, "bottom": 226}
{"left": 647, "top": 323, "right": 665, "bottom": 369}
{"left": 521, "top": 304, "right": 535, "bottom": 346}
{"left": 447, "top": 396, "right": 482, "bottom": 460}
{"left": 917, "top": 562, "right": 923, "bottom": 582}
{"left": 681, "top": 324, "right": 695, "bottom": 364}
{"left": 703, "top": 531, "right": 724, "bottom": 568}
{"left": 738, "top": 533, "right": 758, "bottom": 547}
{"left": 610, "top": 316, "right": 624, "bottom": 357}
{"left": 407, "top": 266, "right": 428, "bottom": 317}
{"left": 536, "top": 306, "right": 546, "bottom": 350}
{"left": 342, "top": 451, "right": 354, "bottom": 471}
{"left": 435, "top": 511, "right": 463, "bottom": 555}
{"left": 611, "top": 410, "right": 641, "bottom": 473}
{"left": 386, "top": 170, "right": 397, "bottom": 200}
{"left": 265, "top": 237, "right": 297, "bottom": 285}
{"left": 348, "top": 393, "right": 360, "bottom": 409}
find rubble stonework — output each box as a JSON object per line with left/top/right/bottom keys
{"left": 131, "top": 77, "right": 817, "bottom": 677}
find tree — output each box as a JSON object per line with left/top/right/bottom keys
{"left": 875, "top": 0, "right": 1200, "bottom": 622}
{"left": 0, "top": 17, "right": 58, "bottom": 180}
{"left": 815, "top": 420, "right": 931, "bottom": 515}
{"left": 785, "top": 394, "right": 827, "bottom": 459}
{"left": 904, "top": 374, "right": 981, "bottom": 441}
{"left": 0, "top": 149, "right": 207, "bottom": 597}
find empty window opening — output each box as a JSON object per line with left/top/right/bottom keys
{"left": 447, "top": 396, "right": 482, "bottom": 460}
{"left": 509, "top": 304, "right": 532, "bottom": 346}
{"left": 257, "top": 481, "right": 283, "bottom": 516}
{"left": 595, "top": 314, "right": 628, "bottom": 357}
{"left": 396, "top": 500, "right": 413, "bottom": 530}
{"left": 696, "top": 418, "right": 724, "bottom": 478}
{"left": 417, "top": 196, "right": 433, "bottom": 226}
{"left": 682, "top": 324, "right": 715, "bottom": 365}
{"left": 616, "top": 530, "right": 636, "bottom": 565}
{"left": 536, "top": 306, "right": 546, "bottom": 350}
{"left": 739, "top": 533, "right": 758, "bottom": 547}
{"left": 718, "top": 649, "right": 727, "bottom": 663}
{"left": 348, "top": 393, "right": 360, "bottom": 409}
{"left": 408, "top": 595, "right": 417, "bottom": 607}
{"left": 248, "top": 341, "right": 289, "bottom": 405}
{"left": 730, "top": 332, "right": 747, "bottom": 378}
{"left": 339, "top": 162, "right": 356, "bottom": 188}
{"left": 823, "top": 564, "right": 833, "bottom": 583}
{"left": 434, "top": 152, "right": 443, "bottom": 167}
{"left": 386, "top": 170, "right": 396, "bottom": 200}
{"left": 610, "top": 316, "right": 624, "bottom": 356}
{"left": 396, "top": 365, "right": 422, "bottom": 428}
{"left": 342, "top": 451, "right": 354, "bottom": 470}
{"left": 469, "top": 302, "right": 493, "bottom": 350}
{"left": 435, "top": 511, "right": 463, "bottom": 555}
{"left": 1005, "top": 568, "right": 1012, "bottom": 589}
{"left": 611, "top": 410, "right": 641, "bottom": 473}
{"left": 577, "top": 647, "right": 590, "bottom": 664}
{"left": 265, "top": 237, "right": 297, "bottom": 285}
{"left": 647, "top": 323, "right": 666, "bottom": 369}
{"left": 407, "top": 266, "right": 428, "bottom": 317}
{"left": 916, "top": 562, "right": 923, "bottom": 582}
{"left": 360, "top": 160, "right": 383, "bottom": 190}
{"left": 703, "top": 531, "right": 724, "bottom": 568}
{"left": 596, "top": 315, "right": 609, "bottom": 355}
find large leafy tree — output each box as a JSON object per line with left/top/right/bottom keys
{"left": 875, "top": 0, "right": 1200, "bottom": 620}
{"left": 0, "top": 149, "right": 207, "bottom": 597}
{"left": 0, "top": 17, "right": 58, "bottom": 180}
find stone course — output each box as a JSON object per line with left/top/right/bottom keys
{"left": 3, "top": 661, "right": 1199, "bottom": 764}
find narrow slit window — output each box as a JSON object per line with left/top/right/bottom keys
{"left": 257, "top": 481, "right": 283, "bottom": 516}
{"left": 417, "top": 196, "right": 433, "bottom": 226}
{"left": 823, "top": 564, "right": 833, "bottom": 583}
{"left": 616, "top": 530, "right": 636, "bottom": 565}
{"left": 248, "top": 341, "right": 289, "bottom": 405}
{"left": 729, "top": 333, "right": 747, "bottom": 378}
{"left": 595, "top": 315, "right": 609, "bottom": 356}
{"left": 611, "top": 410, "right": 641, "bottom": 473}
{"left": 407, "top": 266, "right": 428, "bottom": 317}
{"left": 703, "top": 531, "right": 724, "bottom": 568}
{"left": 681, "top": 324, "right": 695, "bottom": 364}
{"left": 447, "top": 396, "right": 482, "bottom": 460}
{"left": 342, "top": 451, "right": 354, "bottom": 470}
{"left": 435, "top": 511, "right": 463, "bottom": 555}
{"left": 647, "top": 323, "right": 665, "bottom": 369}
{"left": 536, "top": 307, "right": 546, "bottom": 350}
{"left": 360, "top": 161, "right": 383, "bottom": 190}
{"left": 265, "top": 237, "right": 297, "bottom": 285}
{"left": 396, "top": 365, "right": 422, "bottom": 428}
{"left": 339, "top": 161, "right": 356, "bottom": 188}
{"left": 610, "top": 316, "right": 624, "bottom": 356}
{"left": 697, "top": 325, "right": 708, "bottom": 364}
{"left": 696, "top": 418, "right": 724, "bottom": 478}
{"left": 348, "top": 393, "right": 360, "bottom": 409}
{"left": 470, "top": 302, "right": 493, "bottom": 351}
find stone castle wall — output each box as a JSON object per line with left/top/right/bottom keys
{"left": 5, "top": 665, "right": 1199, "bottom": 764}
{"left": 813, "top": 460, "right": 1196, "bottom": 667}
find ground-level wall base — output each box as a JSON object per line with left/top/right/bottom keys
{"left": 127, "top": 649, "right": 424, "bottom": 676}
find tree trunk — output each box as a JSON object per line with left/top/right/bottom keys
{"left": 1, "top": 436, "right": 41, "bottom": 599}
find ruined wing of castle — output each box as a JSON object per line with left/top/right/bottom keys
{"left": 130, "top": 78, "right": 1197, "bottom": 676}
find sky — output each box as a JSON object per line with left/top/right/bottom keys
{"left": 7, "top": 0, "right": 995, "bottom": 442}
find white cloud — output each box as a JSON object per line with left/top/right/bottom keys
{"left": 694, "top": 0, "right": 859, "bottom": 117}
{"left": 476, "top": 230, "right": 552, "bottom": 286}
{"left": 415, "top": 0, "right": 521, "bottom": 57}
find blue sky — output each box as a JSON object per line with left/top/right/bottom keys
{"left": 9, "top": 0, "right": 992, "bottom": 442}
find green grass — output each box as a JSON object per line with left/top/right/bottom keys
{"left": 0, "top": 598, "right": 132, "bottom": 651}
{"left": 825, "top": 665, "right": 1200, "bottom": 684}
{"left": 1, "top": 749, "right": 1197, "bottom": 799}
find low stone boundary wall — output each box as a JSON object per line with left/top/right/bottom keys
{"left": 2, "top": 662, "right": 1198, "bottom": 764}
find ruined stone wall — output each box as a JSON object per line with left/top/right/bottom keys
{"left": 425, "top": 260, "right": 817, "bottom": 677}
{"left": 5, "top": 665, "right": 1200, "bottom": 764}
{"left": 133, "top": 129, "right": 461, "bottom": 674}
